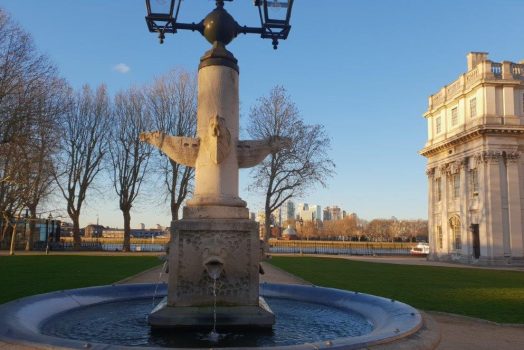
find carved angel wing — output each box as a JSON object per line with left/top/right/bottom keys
{"left": 140, "top": 131, "right": 200, "bottom": 167}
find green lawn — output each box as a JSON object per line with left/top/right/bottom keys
{"left": 270, "top": 256, "right": 524, "bottom": 324}
{"left": 0, "top": 255, "right": 160, "bottom": 304}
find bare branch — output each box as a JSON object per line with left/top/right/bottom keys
{"left": 108, "top": 87, "right": 152, "bottom": 251}
{"left": 54, "top": 84, "right": 111, "bottom": 247}
{"left": 247, "top": 86, "right": 335, "bottom": 241}
{"left": 145, "top": 69, "right": 197, "bottom": 221}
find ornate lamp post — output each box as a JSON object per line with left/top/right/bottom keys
{"left": 145, "top": 0, "right": 294, "bottom": 48}
{"left": 142, "top": 0, "right": 294, "bottom": 329}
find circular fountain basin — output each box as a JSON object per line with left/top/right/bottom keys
{"left": 0, "top": 283, "right": 422, "bottom": 349}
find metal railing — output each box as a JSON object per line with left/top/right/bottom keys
{"left": 269, "top": 240, "right": 415, "bottom": 256}
{"left": 3, "top": 237, "right": 416, "bottom": 256}
{"left": 35, "top": 237, "right": 170, "bottom": 252}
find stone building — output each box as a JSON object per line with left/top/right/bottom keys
{"left": 84, "top": 224, "right": 104, "bottom": 238}
{"left": 420, "top": 52, "right": 524, "bottom": 265}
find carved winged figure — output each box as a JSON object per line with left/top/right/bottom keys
{"left": 140, "top": 116, "right": 291, "bottom": 169}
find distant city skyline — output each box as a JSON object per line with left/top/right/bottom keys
{"left": 1, "top": 1, "right": 523, "bottom": 228}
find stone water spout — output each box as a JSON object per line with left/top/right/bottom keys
{"left": 203, "top": 257, "right": 224, "bottom": 280}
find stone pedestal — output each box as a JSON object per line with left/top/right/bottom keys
{"left": 148, "top": 218, "right": 275, "bottom": 328}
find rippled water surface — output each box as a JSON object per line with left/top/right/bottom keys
{"left": 42, "top": 297, "right": 373, "bottom": 347}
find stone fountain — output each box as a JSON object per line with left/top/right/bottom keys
{"left": 139, "top": 2, "right": 288, "bottom": 330}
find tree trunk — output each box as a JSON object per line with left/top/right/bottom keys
{"left": 264, "top": 206, "right": 272, "bottom": 243}
{"left": 25, "top": 206, "right": 36, "bottom": 251}
{"left": 1, "top": 220, "right": 8, "bottom": 243}
{"left": 24, "top": 218, "right": 31, "bottom": 251}
{"left": 122, "top": 209, "right": 131, "bottom": 252}
{"left": 171, "top": 190, "right": 180, "bottom": 221}
{"left": 9, "top": 223, "right": 17, "bottom": 255}
{"left": 72, "top": 215, "right": 81, "bottom": 249}
{"left": 170, "top": 166, "right": 180, "bottom": 222}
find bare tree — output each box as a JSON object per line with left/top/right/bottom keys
{"left": 0, "top": 145, "right": 30, "bottom": 250}
{"left": 248, "top": 86, "right": 335, "bottom": 242}
{"left": 0, "top": 9, "right": 66, "bottom": 251}
{"left": 55, "top": 85, "right": 111, "bottom": 247}
{"left": 145, "top": 70, "right": 197, "bottom": 221}
{"left": 109, "top": 87, "right": 152, "bottom": 252}
{"left": 23, "top": 78, "right": 70, "bottom": 250}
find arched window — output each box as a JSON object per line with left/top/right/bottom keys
{"left": 449, "top": 216, "right": 461, "bottom": 250}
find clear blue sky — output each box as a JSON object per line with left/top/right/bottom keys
{"left": 2, "top": 0, "right": 524, "bottom": 228}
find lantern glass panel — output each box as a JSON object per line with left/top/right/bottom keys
{"left": 265, "top": 0, "right": 290, "bottom": 23}
{"left": 148, "top": 0, "right": 174, "bottom": 16}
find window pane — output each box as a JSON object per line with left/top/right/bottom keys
{"left": 451, "top": 107, "right": 458, "bottom": 126}
{"left": 453, "top": 173, "right": 460, "bottom": 198}
{"left": 454, "top": 225, "right": 461, "bottom": 250}
{"left": 470, "top": 169, "right": 479, "bottom": 195}
{"left": 470, "top": 98, "right": 477, "bottom": 118}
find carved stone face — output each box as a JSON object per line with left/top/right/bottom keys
{"left": 204, "top": 114, "right": 231, "bottom": 164}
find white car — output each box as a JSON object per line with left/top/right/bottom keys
{"left": 410, "top": 242, "right": 429, "bottom": 256}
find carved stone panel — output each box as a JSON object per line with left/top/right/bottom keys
{"left": 167, "top": 219, "right": 259, "bottom": 307}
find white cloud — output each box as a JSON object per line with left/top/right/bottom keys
{"left": 113, "top": 63, "right": 130, "bottom": 74}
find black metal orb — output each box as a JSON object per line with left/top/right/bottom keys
{"left": 202, "top": 7, "right": 238, "bottom": 46}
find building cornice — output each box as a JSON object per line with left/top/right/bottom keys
{"left": 419, "top": 125, "right": 524, "bottom": 158}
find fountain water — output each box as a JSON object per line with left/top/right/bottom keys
{"left": 152, "top": 260, "right": 168, "bottom": 307}
{"left": 205, "top": 259, "right": 223, "bottom": 341}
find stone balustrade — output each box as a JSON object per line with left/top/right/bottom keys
{"left": 511, "top": 63, "right": 524, "bottom": 77}
{"left": 491, "top": 62, "right": 502, "bottom": 76}
{"left": 429, "top": 60, "right": 524, "bottom": 110}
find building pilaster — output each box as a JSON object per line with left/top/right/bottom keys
{"left": 426, "top": 167, "right": 435, "bottom": 256}
{"left": 459, "top": 158, "right": 469, "bottom": 257}
{"left": 439, "top": 164, "right": 450, "bottom": 255}
{"left": 473, "top": 153, "right": 488, "bottom": 258}
{"left": 506, "top": 152, "right": 524, "bottom": 257}
{"left": 483, "top": 151, "right": 504, "bottom": 258}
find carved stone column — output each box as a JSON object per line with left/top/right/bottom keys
{"left": 426, "top": 167, "right": 435, "bottom": 257}
{"left": 506, "top": 151, "right": 524, "bottom": 257}
{"left": 458, "top": 158, "right": 469, "bottom": 257}
{"left": 187, "top": 61, "right": 245, "bottom": 210}
{"left": 439, "top": 163, "right": 450, "bottom": 255}
{"left": 474, "top": 152, "right": 488, "bottom": 258}
{"left": 482, "top": 150, "right": 504, "bottom": 259}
